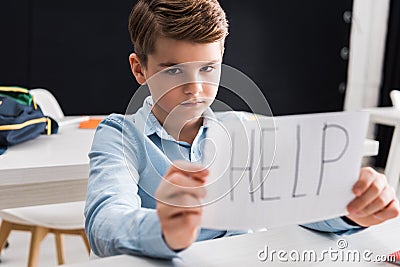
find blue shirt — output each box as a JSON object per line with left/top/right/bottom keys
{"left": 85, "top": 96, "right": 362, "bottom": 259}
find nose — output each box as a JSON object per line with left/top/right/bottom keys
{"left": 183, "top": 82, "right": 203, "bottom": 96}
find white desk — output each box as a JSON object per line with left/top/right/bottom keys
{"left": 0, "top": 118, "right": 96, "bottom": 209}
{"left": 363, "top": 107, "right": 400, "bottom": 190}
{"left": 61, "top": 216, "right": 400, "bottom": 266}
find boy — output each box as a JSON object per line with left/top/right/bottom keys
{"left": 85, "top": 0, "right": 400, "bottom": 259}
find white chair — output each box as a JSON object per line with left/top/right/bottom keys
{"left": 30, "top": 88, "right": 89, "bottom": 127}
{"left": 29, "top": 88, "right": 65, "bottom": 121}
{"left": 0, "top": 202, "right": 89, "bottom": 267}
{"left": 0, "top": 89, "right": 90, "bottom": 267}
{"left": 364, "top": 91, "right": 400, "bottom": 195}
{"left": 390, "top": 90, "right": 400, "bottom": 109}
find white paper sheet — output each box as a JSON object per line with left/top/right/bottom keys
{"left": 201, "top": 111, "right": 369, "bottom": 230}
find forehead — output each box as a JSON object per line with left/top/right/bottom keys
{"left": 148, "top": 37, "right": 223, "bottom": 66}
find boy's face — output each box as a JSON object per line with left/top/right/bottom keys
{"left": 130, "top": 37, "right": 223, "bottom": 123}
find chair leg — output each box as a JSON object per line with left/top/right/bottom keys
{"left": 27, "top": 226, "right": 48, "bottom": 267}
{"left": 0, "top": 220, "right": 12, "bottom": 254}
{"left": 54, "top": 232, "right": 65, "bottom": 265}
{"left": 80, "top": 230, "right": 90, "bottom": 255}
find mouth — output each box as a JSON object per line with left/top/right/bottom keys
{"left": 180, "top": 99, "right": 207, "bottom": 106}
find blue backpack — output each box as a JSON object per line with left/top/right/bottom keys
{"left": 0, "top": 86, "right": 58, "bottom": 155}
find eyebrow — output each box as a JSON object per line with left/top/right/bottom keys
{"left": 158, "top": 60, "right": 221, "bottom": 68}
{"left": 158, "top": 62, "right": 179, "bottom": 67}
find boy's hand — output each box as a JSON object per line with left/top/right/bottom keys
{"left": 346, "top": 167, "right": 400, "bottom": 227}
{"left": 155, "top": 160, "right": 208, "bottom": 251}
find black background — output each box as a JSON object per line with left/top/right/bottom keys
{"left": 0, "top": 1, "right": 352, "bottom": 116}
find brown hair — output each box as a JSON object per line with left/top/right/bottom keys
{"left": 128, "top": 0, "right": 228, "bottom": 67}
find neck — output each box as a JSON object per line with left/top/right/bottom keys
{"left": 169, "top": 117, "right": 203, "bottom": 144}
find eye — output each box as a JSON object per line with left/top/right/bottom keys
{"left": 200, "top": 65, "right": 215, "bottom": 72}
{"left": 164, "top": 67, "right": 182, "bottom": 75}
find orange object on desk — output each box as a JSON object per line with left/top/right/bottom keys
{"left": 79, "top": 118, "right": 102, "bottom": 129}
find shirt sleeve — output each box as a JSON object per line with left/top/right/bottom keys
{"left": 84, "top": 115, "right": 178, "bottom": 259}
{"left": 301, "top": 216, "right": 366, "bottom": 235}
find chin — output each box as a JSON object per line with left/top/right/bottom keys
{"left": 180, "top": 109, "right": 206, "bottom": 121}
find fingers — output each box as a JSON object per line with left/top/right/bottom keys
{"left": 159, "top": 206, "right": 202, "bottom": 250}
{"left": 156, "top": 185, "right": 203, "bottom": 228}
{"left": 361, "top": 186, "right": 395, "bottom": 216}
{"left": 351, "top": 167, "right": 381, "bottom": 197}
{"left": 155, "top": 161, "right": 209, "bottom": 250}
{"left": 156, "top": 172, "right": 206, "bottom": 206}
{"left": 347, "top": 172, "right": 386, "bottom": 213}
{"left": 157, "top": 161, "right": 208, "bottom": 206}
{"left": 346, "top": 167, "right": 400, "bottom": 227}
{"left": 163, "top": 208, "right": 202, "bottom": 229}
{"left": 164, "top": 160, "right": 209, "bottom": 183}
{"left": 159, "top": 194, "right": 203, "bottom": 219}
{"left": 157, "top": 193, "right": 203, "bottom": 250}
{"left": 347, "top": 198, "right": 400, "bottom": 227}
{"left": 373, "top": 198, "right": 400, "bottom": 221}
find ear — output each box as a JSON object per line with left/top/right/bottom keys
{"left": 129, "top": 53, "right": 147, "bottom": 85}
